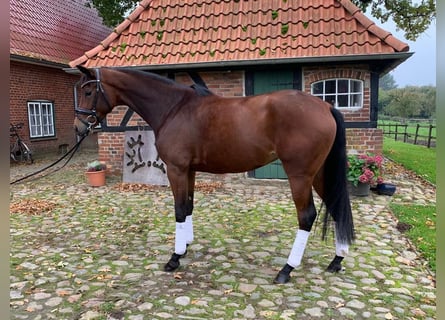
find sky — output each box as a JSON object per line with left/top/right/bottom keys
{"left": 370, "top": 12, "right": 436, "bottom": 88}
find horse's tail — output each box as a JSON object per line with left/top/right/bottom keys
{"left": 321, "top": 107, "right": 355, "bottom": 244}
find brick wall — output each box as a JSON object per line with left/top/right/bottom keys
{"left": 303, "top": 64, "right": 382, "bottom": 155}
{"left": 346, "top": 128, "right": 383, "bottom": 155}
{"left": 10, "top": 61, "right": 98, "bottom": 155}
{"left": 99, "top": 68, "right": 382, "bottom": 175}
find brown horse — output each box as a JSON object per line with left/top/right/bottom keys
{"left": 74, "top": 66, "right": 354, "bottom": 284}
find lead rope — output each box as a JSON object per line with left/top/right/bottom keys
{"left": 10, "top": 134, "right": 87, "bottom": 185}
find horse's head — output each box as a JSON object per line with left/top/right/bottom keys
{"left": 74, "top": 66, "right": 113, "bottom": 137}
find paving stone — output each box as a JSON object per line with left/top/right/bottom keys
{"left": 238, "top": 283, "right": 257, "bottom": 293}
{"left": 347, "top": 299, "right": 366, "bottom": 309}
{"left": 304, "top": 307, "right": 323, "bottom": 317}
{"left": 234, "top": 304, "right": 256, "bottom": 319}
{"left": 174, "top": 296, "right": 191, "bottom": 306}
{"left": 137, "top": 302, "right": 153, "bottom": 311}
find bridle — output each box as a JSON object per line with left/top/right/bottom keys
{"left": 74, "top": 68, "right": 112, "bottom": 135}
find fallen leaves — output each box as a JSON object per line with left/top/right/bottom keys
{"left": 195, "top": 181, "right": 224, "bottom": 194}
{"left": 112, "top": 183, "right": 167, "bottom": 192}
{"left": 10, "top": 199, "right": 56, "bottom": 215}
{"left": 112, "top": 181, "right": 224, "bottom": 194}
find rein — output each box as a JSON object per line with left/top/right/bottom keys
{"left": 10, "top": 134, "right": 87, "bottom": 185}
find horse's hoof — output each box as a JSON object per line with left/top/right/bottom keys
{"left": 326, "top": 255, "right": 344, "bottom": 273}
{"left": 164, "top": 259, "right": 180, "bottom": 272}
{"left": 273, "top": 272, "right": 290, "bottom": 284}
{"left": 326, "top": 262, "right": 342, "bottom": 273}
{"left": 163, "top": 252, "right": 185, "bottom": 272}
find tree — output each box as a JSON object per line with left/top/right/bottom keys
{"left": 85, "top": 0, "right": 138, "bottom": 28}
{"left": 87, "top": 0, "right": 436, "bottom": 41}
{"left": 379, "top": 73, "right": 398, "bottom": 91}
{"left": 385, "top": 88, "right": 421, "bottom": 118}
{"left": 352, "top": 0, "right": 436, "bottom": 41}
{"left": 378, "top": 89, "right": 392, "bottom": 113}
{"left": 381, "top": 86, "right": 436, "bottom": 118}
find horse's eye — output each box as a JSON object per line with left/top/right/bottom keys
{"left": 85, "top": 91, "right": 92, "bottom": 97}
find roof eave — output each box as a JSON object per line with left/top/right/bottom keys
{"left": 11, "top": 54, "right": 69, "bottom": 69}
{"left": 64, "top": 52, "right": 413, "bottom": 74}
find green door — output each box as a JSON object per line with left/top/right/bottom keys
{"left": 251, "top": 70, "right": 294, "bottom": 179}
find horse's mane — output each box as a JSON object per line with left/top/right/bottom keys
{"left": 117, "top": 67, "right": 214, "bottom": 96}
{"left": 190, "top": 83, "right": 213, "bottom": 96}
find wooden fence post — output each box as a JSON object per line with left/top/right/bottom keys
{"left": 414, "top": 124, "right": 420, "bottom": 145}
{"left": 427, "top": 125, "right": 433, "bottom": 148}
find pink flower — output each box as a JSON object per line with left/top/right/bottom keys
{"left": 374, "top": 155, "right": 384, "bottom": 166}
{"left": 363, "top": 168, "right": 374, "bottom": 179}
{"left": 359, "top": 174, "right": 369, "bottom": 183}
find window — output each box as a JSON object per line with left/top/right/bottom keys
{"left": 27, "top": 101, "right": 55, "bottom": 138}
{"left": 311, "top": 79, "right": 363, "bottom": 109}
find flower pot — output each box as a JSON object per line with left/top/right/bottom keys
{"left": 348, "top": 181, "right": 370, "bottom": 197}
{"left": 85, "top": 170, "right": 106, "bottom": 187}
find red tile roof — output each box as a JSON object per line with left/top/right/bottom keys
{"left": 10, "top": 0, "right": 112, "bottom": 65}
{"left": 69, "top": 0, "right": 409, "bottom": 68}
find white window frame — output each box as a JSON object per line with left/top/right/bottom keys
{"left": 27, "top": 100, "right": 55, "bottom": 138}
{"left": 311, "top": 78, "right": 363, "bottom": 110}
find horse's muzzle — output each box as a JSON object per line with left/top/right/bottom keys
{"left": 73, "top": 118, "right": 91, "bottom": 137}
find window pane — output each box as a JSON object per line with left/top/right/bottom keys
{"left": 350, "top": 93, "right": 362, "bottom": 107}
{"left": 324, "top": 94, "right": 336, "bottom": 106}
{"left": 338, "top": 80, "right": 349, "bottom": 93}
{"left": 325, "top": 80, "right": 336, "bottom": 94}
{"left": 312, "top": 82, "right": 324, "bottom": 95}
{"left": 351, "top": 80, "right": 362, "bottom": 93}
{"left": 337, "top": 95, "right": 348, "bottom": 107}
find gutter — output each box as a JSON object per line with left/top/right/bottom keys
{"left": 11, "top": 54, "right": 69, "bottom": 69}
{"left": 64, "top": 52, "right": 413, "bottom": 74}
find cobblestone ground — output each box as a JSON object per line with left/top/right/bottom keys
{"left": 10, "top": 151, "right": 436, "bottom": 320}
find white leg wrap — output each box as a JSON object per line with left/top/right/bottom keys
{"left": 335, "top": 240, "right": 349, "bottom": 257}
{"left": 334, "top": 225, "right": 349, "bottom": 257}
{"left": 287, "top": 229, "right": 310, "bottom": 268}
{"left": 175, "top": 222, "right": 188, "bottom": 255}
{"left": 185, "top": 215, "right": 194, "bottom": 244}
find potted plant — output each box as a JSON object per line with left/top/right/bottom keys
{"left": 85, "top": 160, "right": 107, "bottom": 187}
{"left": 347, "top": 153, "right": 384, "bottom": 196}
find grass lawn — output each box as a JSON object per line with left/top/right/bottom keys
{"left": 389, "top": 203, "right": 436, "bottom": 272}
{"left": 382, "top": 137, "right": 436, "bottom": 273}
{"left": 383, "top": 137, "right": 436, "bottom": 184}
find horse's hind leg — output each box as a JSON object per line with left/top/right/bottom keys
{"left": 313, "top": 170, "right": 349, "bottom": 273}
{"left": 274, "top": 176, "right": 317, "bottom": 284}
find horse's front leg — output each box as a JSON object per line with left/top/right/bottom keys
{"left": 164, "top": 168, "right": 195, "bottom": 272}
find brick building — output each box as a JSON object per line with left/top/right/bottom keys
{"left": 69, "top": 0, "right": 412, "bottom": 179}
{"left": 10, "top": 0, "right": 111, "bottom": 155}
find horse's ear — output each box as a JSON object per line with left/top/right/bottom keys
{"left": 77, "top": 65, "right": 94, "bottom": 78}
